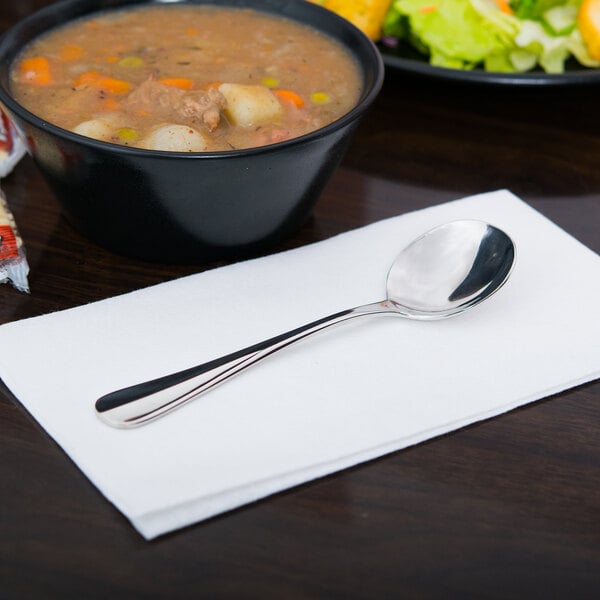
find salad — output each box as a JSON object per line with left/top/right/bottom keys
{"left": 380, "top": 0, "right": 600, "bottom": 73}
{"left": 309, "top": 0, "right": 600, "bottom": 73}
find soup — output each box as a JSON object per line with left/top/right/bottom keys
{"left": 10, "top": 4, "right": 362, "bottom": 152}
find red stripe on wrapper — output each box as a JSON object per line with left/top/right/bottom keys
{"left": 0, "top": 111, "right": 14, "bottom": 153}
{"left": 0, "top": 225, "right": 18, "bottom": 260}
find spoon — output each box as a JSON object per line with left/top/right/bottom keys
{"left": 95, "top": 219, "right": 515, "bottom": 428}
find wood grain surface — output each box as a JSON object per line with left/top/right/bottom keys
{"left": 1, "top": 2, "right": 599, "bottom": 598}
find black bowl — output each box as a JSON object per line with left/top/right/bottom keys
{"left": 0, "top": 0, "right": 383, "bottom": 263}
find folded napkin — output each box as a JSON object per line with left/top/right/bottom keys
{"left": 1, "top": 190, "right": 599, "bottom": 539}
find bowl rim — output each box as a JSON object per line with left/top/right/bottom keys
{"left": 0, "top": 0, "right": 384, "bottom": 159}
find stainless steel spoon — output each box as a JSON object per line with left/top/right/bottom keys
{"left": 95, "top": 219, "right": 515, "bottom": 428}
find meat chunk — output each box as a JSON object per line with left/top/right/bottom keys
{"left": 178, "top": 88, "right": 226, "bottom": 132}
{"left": 124, "top": 77, "right": 227, "bottom": 131}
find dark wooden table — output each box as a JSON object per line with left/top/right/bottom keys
{"left": 1, "top": 2, "right": 599, "bottom": 598}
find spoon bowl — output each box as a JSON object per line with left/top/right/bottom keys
{"left": 387, "top": 220, "right": 515, "bottom": 318}
{"left": 95, "top": 219, "right": 515, "bottom": 427}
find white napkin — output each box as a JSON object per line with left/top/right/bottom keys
{"left": 0, "top": 190, "right": 599, "bottom": 539}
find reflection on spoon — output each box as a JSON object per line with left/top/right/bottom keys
{"left": 95, "top": 220, "right": 515, "bottom": 428}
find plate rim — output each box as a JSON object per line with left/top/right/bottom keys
{"left": 378, "top": 42, "right": 600, "bottom": 86}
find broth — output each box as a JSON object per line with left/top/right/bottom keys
{"left": 10, "top": 4, "right": 362, "bottom": 152}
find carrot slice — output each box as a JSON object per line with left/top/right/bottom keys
{"left": 494, "top": 0, "right": 513, "bottom": 14}
{"left": 20, "top": 56, "right": 52, "bottom": 85}
{"left": 307, "top": 1, "right": 392, "bottom": 40}
{"left": 159, "top": 77, "right": 194, "bottom": 90}
{"left": 579, "top": 0, "right": 600, "bottom": 60}
{"left": 74, "top": 71, "right": 131, "bottom": 95}
{"left": 99, "top": 98, "right": 121, "bottom": 112}
{"left": 59, "top": 44, "right": 84, "bottom": 61}
{"left": 274, "top": 89, "right": 305, "bottom": 108}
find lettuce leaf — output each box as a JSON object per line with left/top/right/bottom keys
{"left": 385, "top": 0, "right": 514, "bottom": 68}
{"left": 382, "top": 0, "right": 600, "bottom": 73}
{"left": 510, "top": 0, "right": 568, "bottom": 20}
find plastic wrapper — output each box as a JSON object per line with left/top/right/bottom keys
{"left": 0, "top": 110, "right": 26, "bottom": 177}
{"left": 0, "top": 110, "right": 29, "bottom": 293}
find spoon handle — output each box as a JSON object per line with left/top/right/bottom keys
{"left": 95, "top": 301, "right": 391, "bottom": 428}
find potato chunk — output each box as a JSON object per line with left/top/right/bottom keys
{"left": 140, "top": 124, "right": 208, "bottom": 152}
{"left": 218, "top": 83, "right": 283, "bottom": 127}
{"left": 72, "top": 118, "right": 114, "bottom": 141}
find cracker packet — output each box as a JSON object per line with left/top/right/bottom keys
{"left": 0, "top": 187, "right": 29, "bottom": 293}
{"left": 0, "top": 110, "right": 26, "bottom": 178}
{"left": 0, "top": 110, "right": 29, "bottom": 293}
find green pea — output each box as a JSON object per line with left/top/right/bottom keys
{"left": 118, "top": 56, "right": 144, "bottom": 69}
{"left": 117, "top": 127, "right": 139, "bottom": 143}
